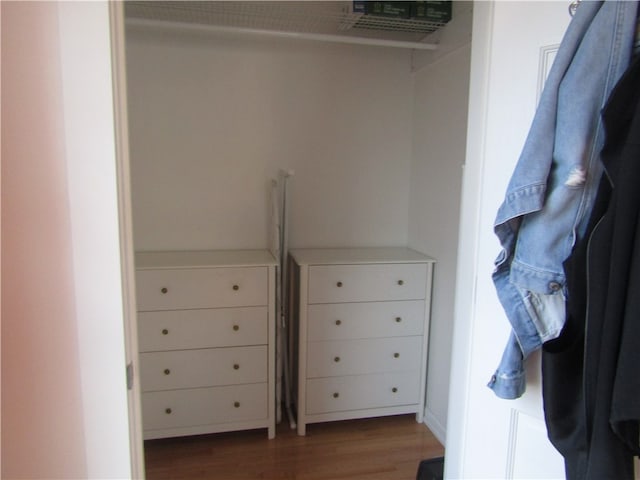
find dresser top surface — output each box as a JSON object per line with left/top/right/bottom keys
{"left": 136, "top": 249, "right": 278, "bottom": 269}
{"left": 288, "top": 247, "right": 435, "bottom": 266}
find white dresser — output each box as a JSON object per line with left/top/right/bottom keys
{"left": 135, "top": 250, "right": 277, "bottom": 440}
{"left": 288, "top": 247, "right": 435, "bottom": 436}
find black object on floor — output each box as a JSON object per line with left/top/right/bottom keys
{"left": 416, "top": 456, "right": 444, "bottom": 480}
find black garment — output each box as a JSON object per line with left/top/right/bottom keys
{"left": 415, "top": 457, "right": 444, "bottom": 480}
{"left": 542, "top": 55, "right": 640, "bottom": 479}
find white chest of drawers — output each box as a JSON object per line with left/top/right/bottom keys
{"left": 135, "top": 250, "right": 277, "bottom": 440}
{"left": 289, "top": 247, "right": 435, "bottom": 436}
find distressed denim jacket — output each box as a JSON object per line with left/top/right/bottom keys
{"left": 489, "top": 0, "right": 638, "bottom": 400}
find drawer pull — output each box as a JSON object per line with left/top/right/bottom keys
{"left": 164, "top": 368, "right": 171, "bottom": 375}
{"left": 333, "top": 392, "right": 340, "bottom": 399}
{"left": 165, "top": 408, "right": 172, "bottom": 415}
{"left": 397, "top": 280, "right": 404, "bottom": 286}
{"left": 233, "top": 325, "right": 240, "bottom": 331}
{"left": 336, "top": 281, "right": 343, "bottom": 287}
{"left": 234, "top": 401, "right": 241, "bottom": 408}
{"left": 395, "top": 317, "right": 402, "bottom": 323}
{"left": 232, "top": 284, "right": 240, "bottom": 291}
{"left": 334, "top": 356, "right": 341, "bottom": 363}
{"left": 335, "top": 319, "right": 342, "bottom": 326}
{"left": 392, "top": 387, "right": 398, "bottom": 393}
{"left": 393, "top": 352, "right": 400, "bottom": 359}
{"left": 162, "top": 328, "right": 169, "bottom": 335}
{"left": 233, "top": 364, "right": 240, "bottom": 370}
{"left": 160, "top": 287, "right": 168, "bottom": 294}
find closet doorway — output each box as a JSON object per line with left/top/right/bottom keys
{"left": 113, "top": 2, "right": 473, "bottom": 476}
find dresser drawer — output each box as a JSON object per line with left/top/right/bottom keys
{"left": 306, "top": 337, "right": 422, "bottom": 378}
{"left": 306, "top": 372, "right": 420, "bottom": 414}
{"left": 136, "top": 266, "right": 268, "bottom": 311}
{"left": 142, "top": 383, "right": 268, "bottom": 431}
{"left": 307, "top": 263, "right": 427, "bottom": 304}
{"left": 307, "top": 301, "right": 425, "bottom": 341}
{"left": 140, "top": 346, "right": 267, "bottom": 391}
{"left": 138, "top": 306, "right": 267, "bottom": 352}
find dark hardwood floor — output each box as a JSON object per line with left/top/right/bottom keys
{"left": 144, "top": 414, "right": 445, "bottom": 479}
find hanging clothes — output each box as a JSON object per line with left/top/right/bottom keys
{"left": 488, "top": 0, "right": 638, "bottom": 399}
{"left": 542, "top": 53, "right": 640, "bottom": 480}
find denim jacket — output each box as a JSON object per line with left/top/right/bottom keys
{"left": 489, "top": 0, "right": 638, "bottom": 399}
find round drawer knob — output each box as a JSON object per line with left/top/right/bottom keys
{"left": 164, "top": 368, "right": 171, "bottom": 375}
{"left": 233, "top": 364, "right": 240, "bottom": 370}
{"left": 234, "top": 401, "right": 241, "bottom": 408}
{"left": 165, "top": 408, "right": 172, "bottom": 415}
{"left": 334, "top": 356, "right": 341, "bottom": 363}
{"left": 393, "top": 352, "right": 400, "bottom": 359}
{"left": 162, "top": 328, "right": 169, "bottom": 335}
{"left": 336, "top": 281, "right": 343, "bottom": 287}
{"left": 233, "top": 325, "right": 240, "bottom": 331}
{"left": 333, "top": 392, "right": 340, "bottom": 399}
{"left": 335, "top": 319, "right": 342, "bottom": 326}
{"left": 395, "top": 317, "right": 402, "bottom": 323}
{"left": 392, "top": 387, "right": 398, "bottom": 393}
{"left": 161, "top": 287, "right": 168, "bottom": 294}
{"left": 397, "top": 280, "right": 404, "bottom": 286}
{"left": 232, "top": 284, "right": 240, "bottom": 291}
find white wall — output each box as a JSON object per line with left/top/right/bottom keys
{"left": 408, "top": 2, "right": 472, "bottom": 443}
{"left": 58, "top": 3, "right": 133, "bottom": 478}
{"left": 408, "top": 44, "right": 471, "bottom": 443}
{"left": 126, "top": 27, "right": 414, "bottom": 251}
{"left": 1, "top": 2, "right": 134, "bottom": 478}
{"left": 1, "top": 3, "right": 87, "bottom": 476}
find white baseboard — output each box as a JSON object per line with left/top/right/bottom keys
{"left": 424, "top": 407, "right": 446, "bottom": 446}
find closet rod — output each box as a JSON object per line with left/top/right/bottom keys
{"left": 126, "top": 18, "right": 439, "bottom": 51}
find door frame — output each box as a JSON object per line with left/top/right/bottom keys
{"left": 443, "top": 2, "right": 492, "bottom": 477}
{"left": 109, "top": 3, "right": 145, "bottom": 478}
{"left": 108, "top": 2, "right": 482, "bottom": 478}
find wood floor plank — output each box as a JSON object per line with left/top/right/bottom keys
{"left": 144, "top": 414, "right": 444, "bottom": 479}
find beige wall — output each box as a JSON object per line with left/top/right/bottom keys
{"left": 126, "top": 27, "right": 415, "bottom": 252}
{"left": 1, "top": 2, "right": 88, "bottom": 477}
{"left": 408, "top": 42, "right": 471, "bottom": 442}
{"left": 1, "top": 2, "right": 133, "bottom": 478}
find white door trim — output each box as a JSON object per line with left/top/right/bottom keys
{"left": 444, "top": 2, "right": 494, "bottom": 478}
{"left": 109, "top": 3, "right": 146, "bottom": 478}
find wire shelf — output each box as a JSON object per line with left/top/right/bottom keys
{"left": 124, "top": 1, "right": 447, "bottom": 43}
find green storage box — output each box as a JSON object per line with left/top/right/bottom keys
{"left": 365, "top": 2, "right": 412, "bottom": 19}
{"left": 354, "top": 2, "right": 452, "bottom": 24}
{"left": 410, "top": 1, "right": 452, "bottom": 23}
